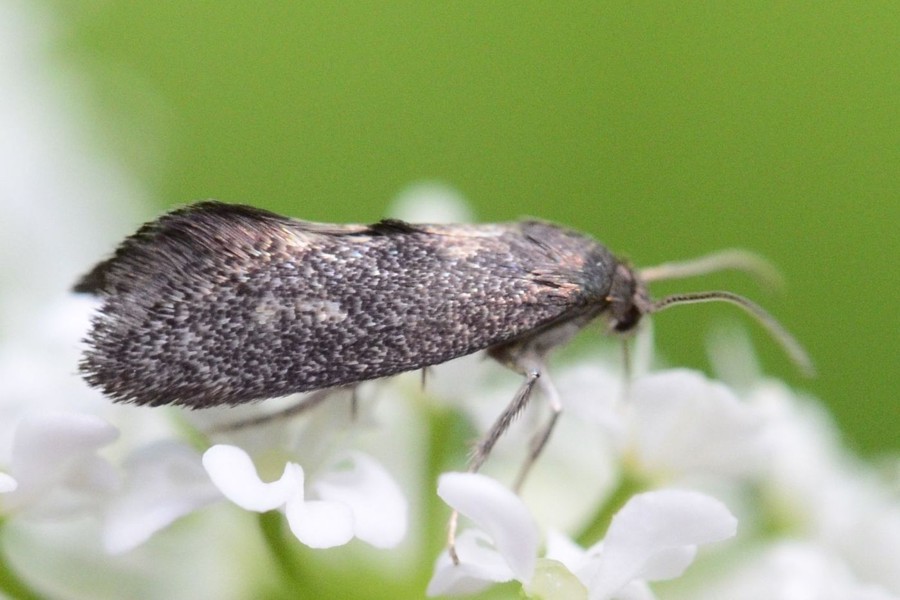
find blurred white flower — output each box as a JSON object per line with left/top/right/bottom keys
{"left": 1, "top": 413, "right": 119, "bottom": 517}
{"left": 625, "top": 369, "right": 769, "bottom": 480}
{"left": 203, "top": 444, "right": 407, "bottom": 549}
{"left": 0, "top": 472, "right": 17, "bottom": 493}
{"left": 746, "top": 381, "right": 900, "bottom": 595}
{"left": 103, "top": 441, "right": 221, "bottom": 554}
{"left": 694, "top": 541, "right": 899, "bottom": 600}
{"left": 387, "top": 182, "right": 474, "bottom": 224}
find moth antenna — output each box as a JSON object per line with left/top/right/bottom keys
{"left": 649, "top": 291, "right": 815, "bottom": 377}
{"left": 639, "top": 249, "right": 784, "bottom": 290}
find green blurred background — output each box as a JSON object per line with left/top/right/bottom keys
{"left": 51, "top": 2, "right": 897, "bottom": 453}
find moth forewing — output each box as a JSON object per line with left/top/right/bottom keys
{"left": 76, "top": 203, "right": 621, "bottom": 408}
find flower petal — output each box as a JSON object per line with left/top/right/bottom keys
{"left": 587, "top": 490, "right": 737, "bottom": 599}
{"left": 6, "top": 413, "right": 119, "bottom": 514}
{"left": 285, "top": 497, "right": 354, "bottom": 548}
{"left": 10, "top": 413, "right": 118, "bottom": 479}
{"left": 0, "top": 472, "right": 17, "bottom": 493}
{"left": 634, "top": 546, "right": 697, "bottom": 580}
{"left": 437, "top": 472, "right": 539, "bottom": 583}
{"left": 545, "top": 528, "right": 594, "bottom": 574}
{"left": 630, "top": 370, "right": 767, "bottom": 478}
{"left": 104, "top": 441, "right": 221, "bottom": 554}
{"left": 426, "top": 529, "right": 516, "bottom": 596}
{"left": 614, "top": 580, "right": 657, "bottom": 600}
{"left": 202, "top": 444, "right": 303, "bottom": 512}
{"left": 311, "top": 451, "right": 407, "bottom": 548}
{"left": 388, "top": 182, "right": 473, "bottom": 224}
{"left": 700, "top": 541, "right": 900, "bottom": 600}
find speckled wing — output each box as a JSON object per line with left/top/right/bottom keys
{"left": 76, "top": 202, "right": 618, "bottom": 407}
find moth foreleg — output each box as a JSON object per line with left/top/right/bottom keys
{"left": 511, "top": 367, "right": 562, "bottom": 492}
{"left": 448, "top": 346, "right": 563, "bottom": 564}
{"left": 447, "top": 365, "right": 541, "bottom": 565}
{"left": 466, "top": 366, "right": 540, "bottom": 474}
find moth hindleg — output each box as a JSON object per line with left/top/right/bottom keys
{"left": 213, "top": 386, "right": 351, "bottom": 432}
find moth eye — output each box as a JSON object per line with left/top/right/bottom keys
{"left": 612, "top": 305, "right": 641, "bottom": 333}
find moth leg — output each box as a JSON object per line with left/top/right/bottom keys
{"left": 213, "top": 387, "right": 343, "bottom": 432}
{"left": 448, "top": 359, "right": 542, "bottom": 564}
{"left": 350, "top": 387, "right": 359, "bottom": 420}
{"left": 467, "top": 367, "right": 540, "bottom": 473}
{"left": 512, "top": 366, "right": 562, "bottom": 492}
{"left": 621, "top": 337, "right": 632, "bottom": 398}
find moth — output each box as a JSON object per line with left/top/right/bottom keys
{"left": 75, "top": 201, "right": 811, "bottom": 487}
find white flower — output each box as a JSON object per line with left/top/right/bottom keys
{"left": 746, "top": 380, "right": 900, "bottom": 595}
{"left": 387, "top": 182, "right": 474, "bottom": 224}
{"left": 427, "top": 473, "right": 736, "bottom": 599}
{"left": 694, "top": 541, "right": 900, "bottom": 600}
{"left": 202, "top": 444, "right": 407, "bottom": 549}
{"left": 554, "top": 366, "right": 770, "bottom": 483}
{"left": 625, "top": 369, "right": 769, "bottom": 480}
{"left": 427, "top": 472, "right": 540, "bottom": 596}
{"left": 568, "top": 490, "right": 737, "bottom": 600}
{"left": 0, "top": 472, "right": 16, "bottom": 493}
{"left": 1, "top": 413, "right": 119, "bottom": 517}
{"left": 103, "top": 441, "right": 222, "bottom": 554}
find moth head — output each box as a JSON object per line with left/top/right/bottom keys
{"left": 605, "top": 263, "right": 652, "bottom": 334}
{"left": 609, "top": 250, "right": 814, "bottom": 377}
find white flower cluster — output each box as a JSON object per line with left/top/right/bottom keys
{"left": 428, "top": 474, "right": 735, "bottom": 599}
{"left": 419, "top": 354, "right": 900, "bottom": 599}
{"left": 1, "top": 4, "right": 898, "bottom": 599}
